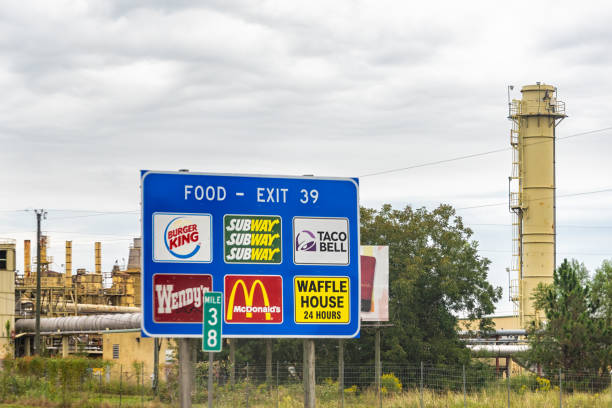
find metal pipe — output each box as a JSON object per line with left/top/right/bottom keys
{"left": 468, "top": 344, "right": 528, "bottom": 356}
{"left": 463, "top": 338, "right": 525, "bottom": 344}
{"left": 458, "top": 329, "right": 526, "bottom": 336}
{"left": 54, "top": 303, "right": 140, "bottom": 314}
{"left": 20, "top": 328, "right": 141, "bottom": 335}
{"left": 19, "top": 300, "right": 139, "bottom": 314}
{"left": 16, "top": 313, "right": 141, "bottom": 332}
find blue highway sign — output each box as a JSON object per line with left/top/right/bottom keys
{"left": 141, "top": 171, "right": 360, "bottom": 338}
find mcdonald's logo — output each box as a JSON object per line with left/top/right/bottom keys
{"left": 224, "top": 275, "right": 283, "bottom": 324}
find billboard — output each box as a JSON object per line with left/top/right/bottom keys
{"left": 360, "top": 246, "right": 389, "bottom": 322}
{"left": 141, "top": 171, "right": 360, "bottom": 338}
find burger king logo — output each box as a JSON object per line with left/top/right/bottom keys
{"left": 164, "top": 217, "right": 201, "bottom": 258}
{"left": 154, "top": 213, "right": 212, "bottom": 263}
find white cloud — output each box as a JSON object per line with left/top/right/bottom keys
{"left": 1, "top": 0, "right": 611, "bottom": 315}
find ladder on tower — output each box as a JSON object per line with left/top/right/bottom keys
{"left": 508, "top": 99, "right": 523, "bottom": 316}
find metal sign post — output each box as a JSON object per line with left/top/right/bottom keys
{"left": 202, "top": 291, "right": 222, "bottom": 408}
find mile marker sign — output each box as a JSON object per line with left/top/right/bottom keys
{"left": 141, "top": 171, "right": 360, "bottom": 338}
{"left": 202, "top": 291, "right": 222, "bottom": 352}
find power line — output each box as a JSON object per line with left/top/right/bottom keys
{"left": 455, "top": 187, "right": 612, "bottom": 211}
{"left": 557, "top": 126, "right": 612, "bottom": 141}
{"left": 0, "top": 209, "right": 139, "bottom": 214}
{"left": 479, "top": 249, "right": 611, "bottom": 256}
{"left": 359, "top": 126, "right": 612, "bottom": 178}
{"left": 49, "top": 211, "right": 139, "bottom": 220}
{"left": 359, "top": 147, "right": 509, "bottom": 177}
{"left": 471, "top": 224, "right": 612, "bottom": 229}
{"left": 3, "top": 230, "right": 137, "bottom": 238}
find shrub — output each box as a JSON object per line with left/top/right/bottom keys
{"left": 344, "top": 384, "right": 357, "bottom": 395}
{"left": 381, "top": 373, "right": 402, "bottom": 394}
{"left": 536, "top": 376, "right": 551, "bottom": 392}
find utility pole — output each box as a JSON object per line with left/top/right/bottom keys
{"left": 34, "top": 209, "right": 46, "bottom": 355}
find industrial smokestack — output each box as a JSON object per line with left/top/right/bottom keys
{"left": 65, "top": 241, "right": 72, "bottom": 284}
{"left": 127, "top": 238, "right": 141, "bottom": 270}
{"left": 509, "top": 83, "right": 566, "bottom": 326}
{"left": 40, "top": 236, "right": 48, "bottom": 265}
{"left": 24, "top": 240, "right": 31, "bottom": 277}
{"left": 95, "top": 242, "right": 101, "bottom": 274}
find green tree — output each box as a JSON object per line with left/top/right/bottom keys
{"left": 527, "top": 259, "right": 612, "bottom": 380}
{"left": 218, "top": 204, "right": 501, "bottom": 368}
{"left": 591, "top": 259, "right": 612, "bottom": 321}
{"left": 347, "top": 204, "right": 501, "bottom": 365}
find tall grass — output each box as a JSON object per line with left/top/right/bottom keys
{"left": 192, "top": 380, "right": 611, "bottom": 408}
{"left": 0, "top": 358, "right": 609, "bottom": 407}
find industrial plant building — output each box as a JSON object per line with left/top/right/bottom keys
{"left": 0, "top": 237, "right": 171, "bottom": 381}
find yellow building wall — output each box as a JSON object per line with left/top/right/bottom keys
{"left": 458, "top": 315, "right": 521, "bottom": 332}
{"left": 102, "top": 331, "right": 173, "bottom": 384}
{"left": 489, "top": 315, "right": 521, "bottom": 331}
{"left": 0, "top": 242, "right": 15, "bottom": 359}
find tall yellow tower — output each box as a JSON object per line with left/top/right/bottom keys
{"left": 509, "top": 83, "right": 566, "bottom": 327}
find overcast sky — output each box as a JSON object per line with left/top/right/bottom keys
{"left": 2, "top": 0, "right": 612, "bottom": 315}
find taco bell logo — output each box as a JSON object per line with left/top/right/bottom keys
{"left": 295, "top": 230, "right": 316, "bottom": 252}
{"left": 154, "top": 213, "right": 212, "bottom": 263}
{"left": 293, "top": 217, "right": 349, "bottom": 265}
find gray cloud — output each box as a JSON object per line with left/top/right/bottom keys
{"left": 1, "top": 0, "right": 611, "bottom": 315}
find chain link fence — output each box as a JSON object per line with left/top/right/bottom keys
{"left": 192, "top": 362, "right": 611, "bottom": 407}
{"left": 0, "top": 359, "right": 610, "bottom": 407}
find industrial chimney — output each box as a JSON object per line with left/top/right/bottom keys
{"left": 95, "top": 242, "right": 101, "bottom": 274}
{"left": 24, "top": 240, "right": 31, "bottom": 278}
{"left": 508, "top": 83, "right": 566, "bottom": 327}
{"left": 65, "top": 241, "right": 72, "bottom": 286}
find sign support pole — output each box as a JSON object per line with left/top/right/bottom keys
{"left": 229, "top": 339, "right": 235, "bottom": 386}
{"left": 266, "top": 338, "right": 273, "bottom": 383}
{"left": 375, "top": 325, "right": 381, "bottom": 404}
{"left": 153, "top": 338, "right": 159, "bottom": 395}
{"left": 208, "top": 352, "right": 213, "bottom": 408}
{"left": 179, "top": 338, "right": 192, "bottom": 408}
{"left": 338, "top": 339, "right": 344, "bottom": 408}
{"left": 303, "top": 339, "right": 316, "bottom": 408}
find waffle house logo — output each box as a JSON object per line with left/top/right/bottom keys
{"left": 153, "top": 213, "right": 211, "bottom": 262}
{"left": 224, "top": 275, "right": 282, "bottom": 323}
